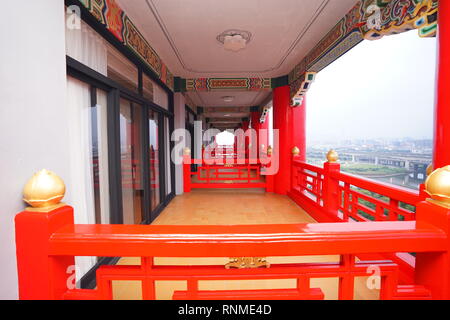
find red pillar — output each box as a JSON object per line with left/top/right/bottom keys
{"left": 434, "top": 0, "right": 450, "bottom": 169}
{"left": 273, "top": 86, "right": 307, "bottom": 194}
{"left": 250, "top": 111, "right": 261, "bottom": 156}
{"left": 15, "top": 206, "right": 75, "bottom": 300}
{"left": 242, "top": 120, "right": 250, "bottom": 157}
{"left": 183, "top": 152, "right": 192, "bottom": 193}
{"left": 241, "top": 120, "right": 249, "bottom": 131}
{"left": 259, "top": 115, "right": 269, "bottom": 154}
{"left": 273, "top": 86, "right": 293, "bottom": 194}
{"left": 291, "top": 97, "right": 307, "bottom": 161}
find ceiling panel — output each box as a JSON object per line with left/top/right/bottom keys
{"left": 116, "top": 0, "right": 358, "bottom": 78}
{"left": 187, "top": 91, "right": 270, "bottom": 108}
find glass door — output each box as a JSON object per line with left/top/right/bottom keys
{"left": 148, "top": 109, "right": 161, "bottom": 211}
{"left": 119, "top": 98, "right": 145, "bottom": 224}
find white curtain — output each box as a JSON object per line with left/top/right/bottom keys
{"left": 66, "top": 19, "right": 107, "bottom": 76}
{"left": 65, "top": 17, "right": 109, "bottom": 283}
{"left": 66, "top": 77, "right": 97, "bottom": 280}
{"left": 97, "top": 90, "right": 110, "bottom": 225}
{"left": 165, "top": 117, "right": 172, "bottom": 195}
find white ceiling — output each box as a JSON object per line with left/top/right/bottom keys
{"left": 188, "top": 90, "right": 269, "bottom": 108}
{"left": 117, "top": 0, "right": 358, "bottom": 79}
{"left": 116, "top": 0, "right": 357, "bottom": 126}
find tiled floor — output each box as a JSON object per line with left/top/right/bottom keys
{"left": 113, "top": 190, "right": 379, "bottom": 300}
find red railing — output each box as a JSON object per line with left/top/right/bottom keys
{"left": 335, "top": 171, "right": 420, "bottom": 222}
{"left": 289, "top": 156, "right": 426, "bottom": 223}
{"left": 288, "top": 155, "right": 429, "bottom": 283}
{"left": 15, "top": 205, "right": 449, "bottom": 300}
{"left": 183, "top": 153, "right": 274, "bottom": 192}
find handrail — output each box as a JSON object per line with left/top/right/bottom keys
{"left": 290, "top": 159, "right": 424, "bottom": 221}
{"left": 15, "top": 204, "right": 450, "bottom": 300}
{"left": 330, "top": 170, "right": 421, "bottom": 205}
{"left": 49, "top": 221, "right": 446, "bottom": 257}
{"left": 292, "top": 160, "right": 325, "bottom": 174}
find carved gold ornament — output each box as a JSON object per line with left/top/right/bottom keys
{"left": 225, "top": 257, "right": 270, "bottom": 269}
{"left": 425, "top": 165, "right": 450, "bottom": 208}
{"left": 292, "top": 146, "right": 300, "bottom": 156}
{"left": 326, "top": 150, "right": 339, "bottom": 163}
{"left": 23, "top": 169, "right": 66, "bottom": 211}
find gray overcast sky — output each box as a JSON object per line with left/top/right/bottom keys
{"left": 307, "top": 30, "right": 437, "bottom": 143}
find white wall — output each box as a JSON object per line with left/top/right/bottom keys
{"left": 0, "top": 0, "right": 69, "bottom": 299}
{"left": 174, "top": 93, "right": 186, "bottom": 195}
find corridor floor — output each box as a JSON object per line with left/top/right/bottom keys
{"left": 113, "top": 190, "right": 379, "bottom": 300}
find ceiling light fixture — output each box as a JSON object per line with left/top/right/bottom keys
{"left": 217, "top": 30, "right": 252, "bottom": 52}
{"left": 222, "top": 96, "right": 235, "bottom": 103}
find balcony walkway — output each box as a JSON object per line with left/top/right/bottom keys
{"left": 113, "top": 190, "right": 379, "bottom": 300}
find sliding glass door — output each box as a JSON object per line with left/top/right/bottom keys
{"left": 119, "top": 98, "right": 145, "bottom": 224}
{"left": 148, "top": 109, "right": 161, "bottom": 211}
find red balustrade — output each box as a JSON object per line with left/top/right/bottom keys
{"left": 288, "top": 156, "right": 430, "bottom": 284}
{"left": 183, "top": 153, "right": 274, "bottom": 192}
{"left": 15, "top": 205, "right": 449, "bottom": 300}
{"left": 289, "top": 156, "right": 425, "bottom": 223}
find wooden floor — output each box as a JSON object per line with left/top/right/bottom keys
{"left": 113, "top": 189, "right": 379, "bottom": 300}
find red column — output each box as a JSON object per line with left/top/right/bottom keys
{"left": 273, "top": 86, "right": 307, "bottom": 194}
{"left": 15, "top": 206, "right": 75, "bottom": 300}
{"left": 241, "top": 120, "right": 250, "bottom": 157}
{"left": 183, "top": 152, "right": 192, "bottom": 193}
{"left": 241, "top": 120, "right": 250, "bottom": 131}
{"left": 434, "top": 0, "right": 450, "bottom": 169}
{"left": 259, "top": 115, "right": 269, "bottom": 154}
{"left": 250, "top": 111, "right": 261, "bottom": 156}
{"left": 291, "top": 97, "right": 307, "bottom": 162}
{"left": 273, "top": 85, "right": 293, "bottom": 194}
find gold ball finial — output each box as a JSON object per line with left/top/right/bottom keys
{"left": 425, "top": 166, "right": 450, "bottom": 207}
{"left": 292, "top": 146, "right": 300, "bottom": 156}
{"left": 23, "top": 169, "right": 66, "bottom": 209}
{"left": 183, "top": 147, "right": 191, "bottom": 156}
{"left": 426, "top": 163, "right": 434, "bottom": 176}
{"left": 267, "top": 145, "right": 273, "bottom": 156}
{"left": 326, "top": 150, "right": 339, "bottom": 163}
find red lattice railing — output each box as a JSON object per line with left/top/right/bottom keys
{"left": 288, "top": 156, "right": 429, "bottom": 284}
{"left": 183, "top": 154, "right": 274, "bottom": 192}
{"left": 289, "top": 157, "right": 426, "bottom": 224}
{"left": 15, "top": 206, "right": 448, "bottom": 300}
{"left": 335, "top": 172, "right": 420, "bottom": 222}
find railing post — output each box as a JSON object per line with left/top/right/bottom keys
{"left": 322, "top": 150, "right": 340, "bottom": 219}
{"left": 183, "top": 147, "right": 192, "bottom": 193}
{"left": 15, "top": 170, "right": 74, "bottom": 300}
{"left": 265, "top": 145, "right": 275, "bottom": 193}
{"left": 291, "top": 147, "right": 301, "bottom": 192}
{"left": 415, "top": 166, "right": 450, "bottom": 299}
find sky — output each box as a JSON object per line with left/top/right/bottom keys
{"left": 306, "top": 30, "right": 437, "bottom": 143}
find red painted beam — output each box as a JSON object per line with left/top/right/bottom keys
{"left": 173, "top": 288, "right": 325, "bottom": 300}
{"left": 49, "top": 221, "right": 446, "bottom": 258}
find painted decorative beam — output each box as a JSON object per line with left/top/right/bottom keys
{"left": 288, "top": 0, "right": 438, "bottom": 105}
{"left": 185, "top": 78, "right": 272, "bottom": 92}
